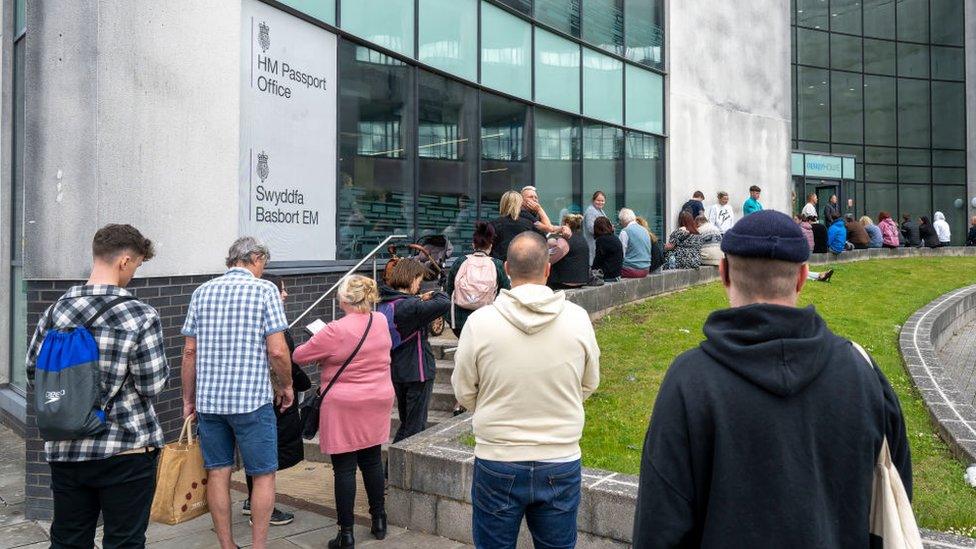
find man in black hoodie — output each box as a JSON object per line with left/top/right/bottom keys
{"left": 633, "top": 210, "right": 911, "bottom": 548}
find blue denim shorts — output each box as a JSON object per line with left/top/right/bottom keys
{"left": 197, "top": 403, "right": 278, "bottom": 475}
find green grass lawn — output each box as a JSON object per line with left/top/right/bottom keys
{"left": 583, "top": 257, "right": 976, "bottom": 531}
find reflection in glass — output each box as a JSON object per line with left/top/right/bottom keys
{"left": 535, "top": 0, "right": 581, "bottom": 37}
{"left": 481, "top": 2, "right": 532, "bottom": 99}
{"left": 495, "top": 0, "right": 531, "bottom": 15}
{"left": 831, "top": 0, "right": 862, "bottom": 34}
{"left": 625, "top": 64, "right": 663, "bottom": 134}
{"left": 796, "top": 0, "right": 829, "bottom": 29}
{"left": 864, "top": 183, "right": 897, "bottom": 218}
{"left": 340, "top": 0, "right": 414, "bottom": 56}
{"left": 864, "top": 0, "right": 895, "bottom": 39}
{"left": 625, "top": 132, "right": 665, "bottom": 237}
{"left": 830, "top": 34, "right": 861, "bottom": 72}
{"left": 624, "top": 0, "right": 664, "bottom": 69}
{"left": 534, "top": 109, "right": 580, "bottom": 225}
{"left": 419, "top": 0, "right": 478, "bottom": 81}
{"left": 797, "top": 66, "right": 830, "bottom": 142}
{"left": 931, "top": 81, "right": 965, "bottom": 149}
{"left": 583, "top": 48, "right": 622, "bottom": 124}
{"left": 931, "top": 46, "right": 965, "bottom": 81}
{"left": 582, "top": 0, "right": 623, "bottom": 56}
{"left": 896, "top": 0, "right": 928, "bottom": 43}
{"left": 863, "top": 39, "right": 895, "bottom": 75}
{"left": 831, "top": 71, "right": 862, "bottom": 144}
{"left": 535, "top": 28, "right": 581, "bottom": 113}
{"left": 930, "top": 0, "right": 965, "bottom": 46}
{"left": 797, "top": 28, "right": 829, "bottom": 68}
{"left": 864, "top": 75, "right": 896, "bottom": 146}
{"left": 896, "top": 42, "right": 929, "bottom": 78}
{"left": 480, "top": 92, "right": 532, "bottom": 215}
{"left": 897, "top": 78, "right": 930, "bottom": 148}
{"left": 583, "top": 124, "right": 623, "bottom": 224}
{"left": 337, "top": 43, "right": 415, "bottom": 260}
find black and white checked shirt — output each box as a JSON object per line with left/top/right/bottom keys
{"left": 26, "top": 285, "right": 169, "bottom": 462}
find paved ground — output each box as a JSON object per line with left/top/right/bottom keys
{"left": 0, "top": 424, "right": 469, "bottom": 548}
{"left": 937, "top": 318, "right": 976, "bottom": 405}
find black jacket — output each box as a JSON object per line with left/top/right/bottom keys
{"left": 901, "top": 220, "right": 922, "bottom": 247}
{"left": 490, "top": 215, "right": 535, "bottom": 262}
{"left": 378, "top": 285, "right": 450, "bottom": 383}
{"left": 968, "top": 226, "right": 976, "bottom": 246}
{"left": 811, "top": 223, "right": 830, "bottom": 254}
{"left": 549, "top": 231, "right": 590, "bottom": 287}
{"left": 823, "top": 202, "right": 840, "bottom": 221}
{"left": 650, "top": 239, "right": 665, "bottom": 273}
{"left": 919, "top": 222, "right": 940, "bottom": 248}
{"left": 633, "top": 304, "right": 911, "bottom": 548}
{"left": 276, "top": 330, "right": 312, "bottom": 470}
{"left": 592, "top": 234, "right": 624, "bottom": 279}
{"left": 680, "top": 199, "right": 704, "bottom": 219}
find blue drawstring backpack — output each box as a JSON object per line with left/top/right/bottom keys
{"left": 34, "top": 296, "right": 136, "bottom": 441}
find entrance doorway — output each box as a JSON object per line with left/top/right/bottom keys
{"left": 816, "top": 184, "right": 838, "bottom": 221}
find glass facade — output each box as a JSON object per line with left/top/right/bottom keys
{"left": 791, "top": 0, "right": 968, "bottom": 244}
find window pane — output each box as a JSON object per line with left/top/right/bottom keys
{"left": 278, "top": 0, "right": 335, "bottom": 24}
{"left": 583, "top": 48, "right": 623, "bottom": 124}
{"left": 12, "top": 41, "right": 24, "bottom": 260}
{"left": 796, "top": 0, "right": 829, "bottom": 29}
{"left": 418, "top": 0, "right": 477, "bottom": 81}
{"left": 481, "top": 2, "right": 532, "bottom": 99}
{"left": 625, "top": 132, "right": 665, "bottom": 237}
{"left": 864, "top": 39, "right": 896, "bottom": 75}
{"left": 830, "top": 33, "right": 862, "bottom": 72}
{"left": 931, "top": 81, "right": 966, "bottom": 149}
{"left": 864, "top": 75, "right": 896, "bottom": 146}
{"left": 582, "top": 0, "right": 623, "bottom": 56}
{"left": 899, "top": 185, "right": 931, "bottom": 220}
{"left": 899, "top": 166, "right": 930, "bottom": 183}
{"left": 932, "top": 46, "right": 965, "bottom": 80}
{"left": 864, "top": 0, "right": 895, "bottom": 39}
{"left": 831, "top": 0, "right": 862, "bottom": 34}
{"left": 865, "top": 164, "right": 897, "bottom": 182}
{"left": 864, "top": 183, "right": 898, "bottom": 218}
{"left": 831, "top": 72, "right": 863, "bottom": 144}
{"left": 480, "top": 92, "right": 532, "bottom": 214}
{"left": 896, "top": 0, "right": 928, "bottom": 42}
{"left": 495, "top": 0, "right": 531, "bottom": 15}
{"left": 932, "top": 186, "right": 966, "bottom": 244}
{"left": 933, "top": 149, "right": 966, "bottom": 167}
{"left": 534, "top": 109, "right": 580, "bottom": 224}
{"left": 535, "top": 0, "right": 581, "bottom": 37}
{"left": 897, "top": 78, "right": 930, "bottom": 148}
{"left": 535, "top": 28, "right": 580, "bottom": 113}
{"left": 798, "top": 140, "right": 831, "bottom": 152}
{"left": 417, "top": 71, "right": 479, "bottom": 246}
{"left": 340, "top": 0, "right": 414, "bottom": 56}
{"left": 337, "top": 42, "right": 415, "bottom": 260}
{"left": 797, "top": 28, "right": 829, "bottom": 67}
{"left": 10, "top": 266, "right": 27, "bottom": 390}
{"left": 899, "top": 148, "right": 929, "bottom": 166}
{"left": 625, "top": 0, "right": 664, "bottom": 69}
{"left": 896, "top": 43, "right": 929, "bottom": 78}
{"left": 583, "top": 124, "right": 623, "bottom": 223}
{"left": 932, "top": 167, "right": 966, "bottom": 184}
{"left": 866, "top": 146, "right": 897, "bottom": 163}
{"left": 625, "top": 64, "right": 664, "bottom": 134}
{"left": 797, "top": 66, "right": 830, "bottom": 142}
{"left": 15, "top": 0, "right": 24, "bottom": 34}
{"left": 930, "top": 0, "right": 964, "bottom": 46}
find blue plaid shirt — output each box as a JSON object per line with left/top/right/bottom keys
{"left": 182, "top": 268, "right": 288, "bottom": 415}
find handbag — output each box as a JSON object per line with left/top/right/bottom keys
{"left": 150, "top": 416, "right": 208, "bottom": 525}
{"left": 299, "top": 313, "right": 374, "bottom": 440}
{"left": 851, "top": 342, "right": 923, "bottom": 549}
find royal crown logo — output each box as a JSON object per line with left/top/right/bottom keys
{"left": 258, "top": 21, "right": 271, "bottom": 53}
{"left": 257, "top": 151, "right": 269, "bottom": 183}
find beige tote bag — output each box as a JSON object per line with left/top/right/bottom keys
{"left": 852, "top": 342, "right": 923, "bottom": 549}
{"left": 150, "top": 416, "right": 209, "bottom": 525}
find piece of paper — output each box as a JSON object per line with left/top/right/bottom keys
{"left": 305, "top": 318, "right": 326, "bottom": 335}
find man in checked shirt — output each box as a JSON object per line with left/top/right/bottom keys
{"left": 26, "top": 224, "right": 168, "bottom": 548}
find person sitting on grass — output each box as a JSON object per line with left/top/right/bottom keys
{"left": 591, "top": 216, "right": 623, "bottom": 282}
{"left": 664, "top": 211, "right": 703, "bottom": 270}
{"left": 619, "top": 208, "right": 653, "bottom": 278}
{"left": 878, "top": 212, "right": 901, "bottom": 248}
{"left": 827, "top": 214, "right": 847, "bottom": 255}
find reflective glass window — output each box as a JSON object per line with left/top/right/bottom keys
{"left": 864, "top": 75, "right": 896, "bottom": 146}
{"left": 899, "top": 166, "right": 930, "bottom": 183}
{"left": 481, "top": 2, "right": 532, "bottom": 99}
{"left": 495, "top": 0, "right": 531, "bottom": 15}
{"left": 864, "top": 183, "right": 898, "bottom": 217}
{"left": 583, "top": 48, "right": 623, "bottom": 124}
{"left": 582, "top": 0, "right": 624, "bottom": 56}
{"left": 931, "top": 81, "right": 966, "bottom": 149}
{"left": 933, "top": 168, "right": 966, "bottom": 184}
{"left": 535, "top": 0, "right": 581, "bottom": 37}
{"left": 337, "top": 42, "right": 415, "bottom": 260}
{"left": 831, "top": 33, "right": 862, "bottom": 72}
{"left": 279, "top": 0, "right": 335, "bottom": 24}
{"left": 932, "top": 186, "right": 966, "bottom": 243}
{"left": 896, "top": 0, "right": 928, "bottom": 43}
{"left": 896, "top": 43, "right": 929, "bottom": 78}
{"left": 897, "top": 78, "right": 930, "bottom": 148}
{"left": 931, "top": 46, "right": 965, "bottom": 80}
{"left": 625, "top": 132, "right": 665, "bottom": 237}
{"left": 797, "top": 28, "right": 829, "bottom": 67}
{"left": 899, "top": 185, "right": 931, "bottom": 220}
{"left": 418, "top": 0, "right": 478, "bottom": 81}
{"left": 831, "top": 72, "right": 863, "bottom": 144}
{"left": 865, "top": 165, "right": 897, "bottom": 182}
{"left": 625, "top": 0, "right": 664, "bottom": 69}
{"left": 797, "top": 66, "right": 830, "bottom": 142}
{"left": 480, "top": 92, "right": 532, "bottom": 214}
{"left": 796, "top": 0, "right": 829, "bottom": 29}
{"left": 933, "top": 149, "right": 966, "bottom": 167}
{"left": 930, "top": 0, "right": 965, "bottom": 46}
{"left": 582, "top": 124, "right": 623, "bottom": 222}
{"left": 340, "top": 0, "right": 414, "bottom": 56}
{"left": 864, "top": 0, "right": 895, "bottom": 39}
{"left": 831, "top": 0, "right": 862, "bottom": 34}
{"left": 899, "top": 148, "right": 930, "bottom": 166}
{"left": 866, "top": 146, "right": 897, "bottom": 164}
{"left": 864, "top": 39, "right": 896, "bottom": 75}
{"left": 417, "top": 71, "right": 479, "bottom": 246}
{"left": 625, "top": 64, "right": 663, "bottom": 134}
{"left": 535, "top": 28, "right": 581, "bottom": 113}
{"left": 534, "top": 109, "right": 580, "bottom": 224}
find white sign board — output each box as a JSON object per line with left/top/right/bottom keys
{"left": 240, "top": 0, "right": 337, "bottom": 262}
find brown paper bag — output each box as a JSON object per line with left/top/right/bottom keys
{"left": 150, "top": 416, "right": 209, "bottom": 525}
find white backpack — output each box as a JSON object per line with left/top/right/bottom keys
{"left": 451, "top": 253, "right": 499, "bottom": 326}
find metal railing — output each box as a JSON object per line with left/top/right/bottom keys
{"left": 288, "top": 234, "right": 408, "bottom": 329}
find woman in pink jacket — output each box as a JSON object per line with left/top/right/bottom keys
{"left": 293, "top": 275, "right": 393, "bottom": 548}
{"left": 878, "top": 211, "right": 901, "bottom": 248}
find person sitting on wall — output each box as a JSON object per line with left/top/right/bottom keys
{"left": 521, "top": 185, "right": 558, "bottom": 234}
{"left": 844, "top": 214, "right": 870, "bottom": 249}
{"left": 810, "top": 216, "right": 830, "bottom": 254}
{"left": 797, "top": 215, "right": 815, "bottom": 252}
{"left": 664, "top": 211, "right": 704, "bottom": 270}
{"left": 681, "top": 191, "right": 706, "bottom": 219}
{"left": 827, "top": 213, "right": 847, "bottom": 255}
{"left": 901, "top": 213, "right": 922, "bottom": 247}
{"left": 967, "top": 216, "right": 976, "bottom": 247}
{"left": 490, "top": 191, "right": 535, "bottom": 262}
{"left": 696, "top": 214, "right": 724, "bottom": 267}
{"left": 933, "top": 211, "right": 952, "bottom": 247}
{"left": 619, "top": 208, "right": 653, "bottom": 278}
{"left": 635, "top": 217, "right": 667, "bottom": 273}
{"left": 742, "top": 185, "right": 763, "bottom": 216}
{"left": 591, "top": 216, "right": 623, "bottom": 282}
{"left": 919, "top": 216, "right": 941, "bottom": 248}
{"left": 878, "top": 212, "right": 901, "bottom": 249}
{"left": 860, "top": 216, "right": 883, "bottom": 249}
{"left": 548, "top": 214, "right": 591, "bottom": 289}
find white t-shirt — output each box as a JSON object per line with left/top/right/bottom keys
{"left": 707, "top": 204, "right": 736, "bottom": 233}
{"left": 801, "top": 202, "right": 818, "bottom": 220}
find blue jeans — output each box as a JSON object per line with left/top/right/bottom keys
{"left": 471, "top": 458, "right": 581, "bottom": 549}
{"left": 197, "top": 403, "right": 278, "bottom": 475}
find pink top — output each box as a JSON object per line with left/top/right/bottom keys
{"left": 879, "top": 218, "right": 901, "bottom": 247}
{"left": 293, "top": 312, "right": 394, "bottom": 455}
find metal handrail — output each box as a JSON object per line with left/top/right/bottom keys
{"left": 288, "top": 234, "right": 408, "bottom": 329}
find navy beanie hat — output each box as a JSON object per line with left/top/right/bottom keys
{"left": 721, "top": 210, "right": 811, "bottom": 263}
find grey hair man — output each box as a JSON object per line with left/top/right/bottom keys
{"left": 453, "top": 231, "right": 600, "bottom": 548}
{"left": 181, "top": 236, "right": 293, "bottom": 549}
{"left": 521, "top": 185, "right": 557, "bottom": 234}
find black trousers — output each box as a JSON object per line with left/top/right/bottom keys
{"left": 393, "top": 380, "right": 434, "bottom": 443}
{"left": 331, "top": 445, "right": 385, "bottom": 527}
{"left": 49, "top": 450, "right": 159, "bottom": 549}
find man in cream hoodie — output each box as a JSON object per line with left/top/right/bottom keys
{"left": 452, "top": 231, "right": 600, "bottom": 549}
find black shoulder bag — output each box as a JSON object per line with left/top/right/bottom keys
{"left": 300, "top": 313, "right": 374, "bottom": 440}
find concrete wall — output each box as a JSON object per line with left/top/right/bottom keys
{"left": 967, "top": 0, "right": 976, "bottom": 221}
{"left": 666, "top": 0, "right": 793, "bottom": 228}
{"left": 24, "top": 0, "right": 241, "bottom": 280}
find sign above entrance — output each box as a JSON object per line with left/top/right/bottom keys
{"left": 791, "top": 152, "right": 855, "bottom": 180}
{"left": 239, "top": 0, "right": 338, "bottom": 262}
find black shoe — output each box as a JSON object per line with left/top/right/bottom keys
{"left": 452, "top": 405, "right": 467, "bottom": 417}
{"left": 328, "top": 525, "right": 355, "bottom": 548}
{"left": 248, "top": 507, "right": 295, "bottom": 526}
{"left": 819, "top": 269, "right": 834, "bottom": 283}
{"left": 242, "top": 499, "right": 251, "bottom": 516}
{"left": 371, "top": 512, "right": 387, "bottom": 540}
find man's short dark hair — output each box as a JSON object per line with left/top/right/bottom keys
{"left": 693, "top": 191, "right": 705, "bottom": 199}
{"left": 726, "top": 255, "right": 801, "bottom": 302}
{"left": 92, "top": 224, "right": 155, "bottom": 261}
{"left": 506, "top": 232, "right": 549, "bottom": 280}
{"left": 749, "top": 185, "right": 761, "bottom": 193}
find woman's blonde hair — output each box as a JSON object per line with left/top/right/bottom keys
{"left": 499, "top": 191, "right": 524, "bottom": 221}
{"left": 859, "top": 215, "right": 874, "bottom": 226}
{"left": 337, "top": 275, "right": 379, "bottom": 313}
{"left": 635, "top": 216, "right": 659, "bottom": 244}
{"left": 562, "top": 214, "right": 583, "bottom": 233}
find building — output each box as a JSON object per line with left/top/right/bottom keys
{"left": 0, "top": 0, "right": 967, "bottom": 520}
